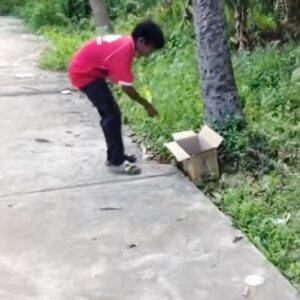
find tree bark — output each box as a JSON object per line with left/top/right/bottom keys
{"left": 89, "top": 0, "right": 113, "bottom": 32}
{"left": 275, "top": 0, "right": 300, "bottom": 40}
{"left": 234, "top": 0, "right": 250, "bottom": 51}
{"left": 192, "top": 0, "right": 243, "bottom": 124}
{"left": 285, "top": 0, "right": 300, "bottom": 40}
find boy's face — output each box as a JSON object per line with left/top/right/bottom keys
{"left": 135, "top": 38, "right": 154, "bottom": 57}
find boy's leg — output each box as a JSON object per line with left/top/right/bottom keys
{"left": 81, "top": 79, "right": 124, "bottom": 166}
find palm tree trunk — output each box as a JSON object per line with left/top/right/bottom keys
{"left": 89, "top": 0, "right": 113, "bottom": 32}
{"left": 192, "top": 0, "right": 243, "bottom": 124}
{"left": 234, "top": 0, "right": 249, "bottom": 51}
{"left": 285, "top": 0, "right": 300, "bottom": 39}
{"left": 275, "top": 0, "right": 300, "bottom": 40}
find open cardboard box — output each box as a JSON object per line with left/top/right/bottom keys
{"left": 165, "top": 125, "right": 223, "bottom": 182}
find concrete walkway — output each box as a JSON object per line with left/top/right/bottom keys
{"left": 0, "top": 17, "right": 298, "bottom": 300}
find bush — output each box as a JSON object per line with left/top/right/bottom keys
{"left": 39, "top": 23, "right": 95, "bottom": 71}
{"left": 0, "top": 0, "right": 27, "bottom": 15}
{"left": 22, "top": 0, "right": 68, "bottom": 29}
{"left": 62, "top": 0, "right": 91, "bottom": 22}
{"left": 21, "top": 0, "right": 91, "bottom": 30}
{"left": 106, "top": 0, "right": 160, "bottom": 19}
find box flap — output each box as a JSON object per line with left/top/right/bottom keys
{"left": 172, "top": 130, "right": 197, "bottom": 141}
{"left": 177, "top": 136, "right": 202, "bottom": 155}
{"left": 165, "top": 142, "right": 190, "bottom": 162}
{"left": 198, "top": 125, "right": 223, "bottom": 148}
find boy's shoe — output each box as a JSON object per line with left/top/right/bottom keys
{"left": 105, "top": 154, "right": 137, "bottom": 166}
{"left": 124, "top": 154, "right": 137, "bottom": 163}
{"left": 109, "top": 161, "right": 141, "bottom": 175}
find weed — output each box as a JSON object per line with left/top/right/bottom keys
{"left": 0, "top": 0, "right": 27, "bottom": 15}
{"left": 39, "top": 24, "right": 95, "bottom": 71}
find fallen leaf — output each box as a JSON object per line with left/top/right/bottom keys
{"left": 127, "top": 243, "right": 137, "bottom": 249}
{"left": 99, "top": 207, "right": 122, "bottom": 211}
{"left": 233, "top": 236, "right": 243, "bottom": 243}
{"left": 176, "top": 215, "right": 187, "bottom": 222}
{"left": 35, "top": 138, "right": 51, "bottom": 144}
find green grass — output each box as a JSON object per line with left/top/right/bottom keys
{"left": 220, "top": 171, "right": 300, "bottom": 284}
{"left": 0, "top": 0, "right": 27, "bottom": 15}
{"left": 39, "top": 24, "right": 95, "bottom": 71}
{"left": 11, "top": 0, "right": 300, "bottom": 288}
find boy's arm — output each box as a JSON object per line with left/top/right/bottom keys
{"left": 122, "top": 86, "right": 158, "bottom": 117}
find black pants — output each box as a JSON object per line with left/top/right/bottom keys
{"left": 81, "top": 79, "right": 125, "bottom": 166}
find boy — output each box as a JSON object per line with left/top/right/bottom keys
{"left": 69, "top": 20, "right": 164, "bottom": 175}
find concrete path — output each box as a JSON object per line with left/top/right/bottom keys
{"left": 0, "top": 17, "right": 299, "bottom": 300}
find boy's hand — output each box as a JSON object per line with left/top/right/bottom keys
{"left": 145, "top": 103, "right": 158, "bottom": 118}
{"left": 121, "top": 86, "right": 158, "bottom": 117}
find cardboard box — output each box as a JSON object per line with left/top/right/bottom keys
{"left": 165, "top": 125, "right": 223, "bottom": 181}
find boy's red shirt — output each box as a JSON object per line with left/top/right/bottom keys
{"left": 69, "top": 35, "right": 135, "bottom": 88}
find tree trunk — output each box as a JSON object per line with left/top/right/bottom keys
{"left": 275, "top": 0, "right": 300, "bottom": 40}
{"left": 89, "top": 0, "right": 113, "bottom": 32}
{"left": 192, "top": 0, "right": 243, "bottom": 124}
{"left": 180, "top": 0, "right": 193, "bottom": 27}
{"left": 285, "top": 0, "right": 300, "bottom": 40}
{"left": 234, "top": 0, "right": 250, "bottom": 51}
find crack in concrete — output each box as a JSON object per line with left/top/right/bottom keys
{"left": 0, "top": 171, "right": 177, "bottom": 200}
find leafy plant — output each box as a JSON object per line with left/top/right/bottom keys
{"left": 20, "top": 0, "right": 92, "bottom": 30}
{"left": 39, "top": 24, "right": 95, "bottom": 71}
{"left": 0, "top": 0, "right": 28, "bottom": 15}
{"left": 22, "top": 0, "right": 69, "bottom": 29}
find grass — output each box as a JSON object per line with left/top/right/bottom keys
{"left": 4, "top": 0, "right": 299, "bottom": 288}
{"left": 0, "top": 0, "right": 27, "bottom": 15}
{"left": 39, "top": 24, "right": 95, "bottom": 71}
{"left": 220, "top": 171, "right": 300, "bottom": 283}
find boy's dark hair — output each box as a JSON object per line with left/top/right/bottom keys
{"left": 132, "top": 19, "right": 165, "bottom": 49}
